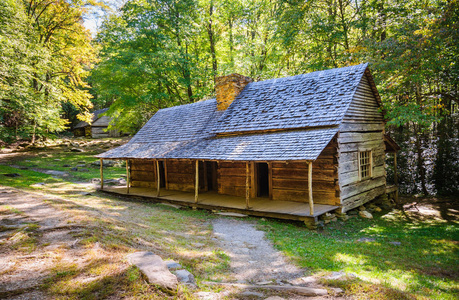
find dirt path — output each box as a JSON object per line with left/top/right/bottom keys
{"left": 213, "top": 218, "right": 306, "bottom": 284}
{"left": 0, "top": 186, "right": 88, "bottom": 299}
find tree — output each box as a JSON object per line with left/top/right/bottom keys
{"left": 0, "top": 0, "right": 97, "bottom": 143}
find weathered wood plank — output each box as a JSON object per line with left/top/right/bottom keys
{"left": 167, "top": 173, "right": 194, "bottom": 183}
{"left": 130, "top": 180, "right": 155, "bottom": 188}
{"left": 339, "top": 122, "right": 383, "bottom": 132}
{"left": 272, "top": 189, "right": 336, "bottom": 204}
{"left": 338, "top": 140, "right": 385, "bottom": 153}
{"left": 338, "top": 132, "right": 382, "bottom": 144}
{"left": 339, "top": 165, "right": 385, "bottom": 187}
{"left": 219, "top": 162, "right": 246, "bottom": 168}
{"left": 272, "top": 168, "right": 335, "bottom": 180}
{"left": 130, "top": 163, "right": 155, "bottom": 171}
{"left": 218, "top": 167, "right": 246, "bottom": 176}
{"left": 340, "top": 176, "right": 386, "bottom": 200}
{"left": 130, "top": 170, "right": 155, "bottom": 181}
{"left": 272, "top": 178, "right": 335, "bottom": 191}
{"left": 341, "top": 185, "right": 386, "bottom": 212}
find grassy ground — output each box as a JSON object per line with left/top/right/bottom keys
{"left": 259, "top": 208, "right": 458, "bottom": 299}
{"left": 1, "top": 140, "right": 458, "bottom": 299}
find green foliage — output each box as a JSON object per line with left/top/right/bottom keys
{"left": 0, "top": 0, "right": 98, "bottom": 143}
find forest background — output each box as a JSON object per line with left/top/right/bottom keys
{"left": 0, "top": 0, "right": 458, "bottom": 196}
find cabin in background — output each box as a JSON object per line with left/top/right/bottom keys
{"left": 97, "top": 63, "right": 399, "bottom": 227}
{"left": 74, "top": 108, "right": 120, "bottom": 138}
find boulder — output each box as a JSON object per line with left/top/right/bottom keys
{"left": 126, "top": 251, "right": 178, "bottom": 292}
{"left": 174, "top": 269, "right": 196, "bottom": 288}
{"left": 165, "top": 260, "right": 182, "bottom": 270}
{"left": 91, "top": 160, "right": 115, "bottom": 167}
{"left": 359, "top": 210, "right": 373, "bottom": 219}
{"left": 70, "top": 148, "right": 84, "bottom": 152}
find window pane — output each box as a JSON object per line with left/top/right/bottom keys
{"left": 359, "top": 151, "right": 371, "bottom": 180}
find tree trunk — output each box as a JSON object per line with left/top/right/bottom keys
{"left": 207, "top": 0, "right": 217, "bottom": 82}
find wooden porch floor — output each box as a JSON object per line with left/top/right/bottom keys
{"left": 101, "top": 186, "right": 339, "bottom": 221}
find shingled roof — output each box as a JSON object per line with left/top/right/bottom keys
{"left": 75, "top": 108, "right": 109, "bottom": 129}
{"left": 98, "top": 63, "right": 375, "bottom": 161}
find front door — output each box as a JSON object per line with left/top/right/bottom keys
{"left": 257, "top": 162, "right": 269, "bottom": 197}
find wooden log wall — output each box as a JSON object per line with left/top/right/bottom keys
{"left": 218, "top": 161, "right": 253, "bottom": 197}
{"left": 166, "top": 160, "right": 195, "bottom": 192}
{"left": 338, "top": 74, "right": 386, "bottom": 212}
{"left": 130, "top": 159, "right": 155, "bottom": 188}
{"left": 91, "top": 127, "right": 110, "bottom": 138}
{"left": 271, "top": 142, "right": 339, "bottom": 205}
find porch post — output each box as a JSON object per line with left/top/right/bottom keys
{"left": 245, "top": 162, "right": 250, "bottom": 209}
{"left": 126, "top": 159, "right": 130, "bottom": 194}
{"left": 156, "top": 160, "right": 161, "bottom": 197}
{"left": 100, "top": 158, "right": 104, "bottom": 190}
{"left": 308, "top": 161, "right": 314, "bottom": 215}
{"left": 195, "top": 160, "right": 199, "bottom": 203}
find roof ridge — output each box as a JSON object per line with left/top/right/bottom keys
{"left": 247, "top": 63, "right": 368, "bottom": 86}
{"left": 159, "top": 98, "right": 216, "bottom": 112}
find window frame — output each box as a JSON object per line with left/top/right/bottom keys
{"left": 358, "top": 150, "right": 373, "bottom": 181}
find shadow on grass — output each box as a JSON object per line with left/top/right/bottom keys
{"left": 259, "top": 209, "right": 459, "bottom": 299}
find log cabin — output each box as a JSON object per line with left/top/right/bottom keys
{"left": 97, "top": 63, "right": 399, "bottom": 227}
{"left": 74, "top": 108, "right": 120, "bottom": 138}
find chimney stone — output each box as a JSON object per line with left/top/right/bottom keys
{"left": 215, "top": 73, "right": 253, "bottom": 111}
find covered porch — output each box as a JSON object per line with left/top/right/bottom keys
{"left": 100, "top": 186, "right": 339, "bottom": 226}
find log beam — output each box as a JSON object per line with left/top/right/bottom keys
{"left": 126, "top": 159, "right": 130, "bottom": 194}
{"left": 195, "top": 160, "right": 199, "bottom": 203}
{"left": 100, "top": 158, "right": 104, "bottom": 190}
{"left": 245, "top": 162, "right": 250, "bottom": 209}
{"left": 308, "top": 162, "right": 314, "bottom": 215}
{"left": 156, "top": 160, "right": 161, "bottom": 197}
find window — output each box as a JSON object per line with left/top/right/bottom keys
{"left": 359, "top": 151, "right": 372, "bottom": 180}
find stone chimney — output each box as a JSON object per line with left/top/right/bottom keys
{"left": 215, "top": 73, "right": 253, "bottom": 111}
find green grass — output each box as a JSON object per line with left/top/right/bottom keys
{"left": 259, "top": 212, "right": 459, "bottom": 299}
{"left": 0, "top": 165, "right": 61, "bottom": 188}
{"left": 10, "top": 150, "right": 125, "bottom": 182}
{"left": 1, "top": 144, "right": 457, "bottom": 299}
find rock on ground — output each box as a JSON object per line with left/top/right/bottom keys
{"left": 174, "top": 269, "right": 197, "bottom": 288}
{"left": 126, "top": 251, "right": 178, "bottom": 292}
{"left": 359, "top": 210, "right": 373, "bottom": 219}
